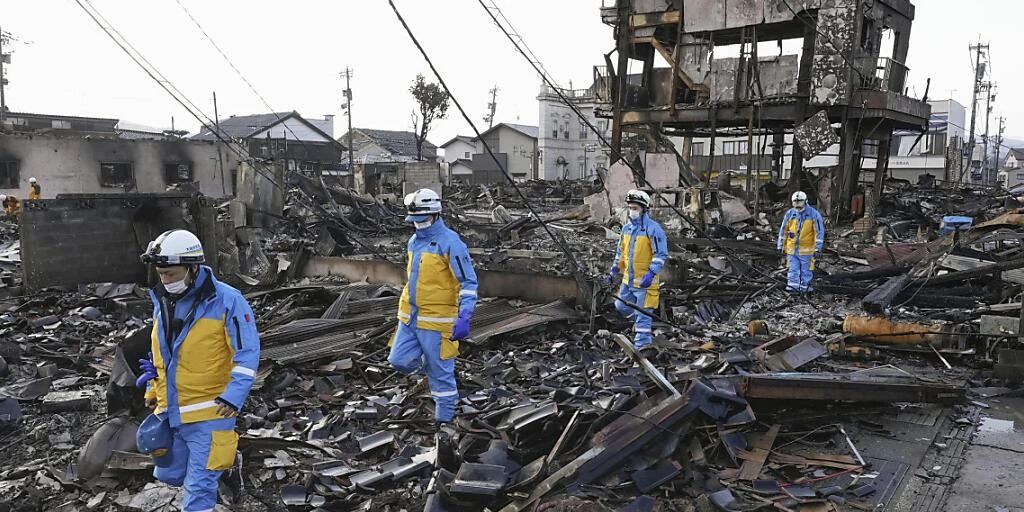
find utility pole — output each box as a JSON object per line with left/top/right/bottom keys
{"left": 483, "top": 85, "right": 498, "bottom": 129}
{"left": 213, "top": 92, "right": 227, "bottom": 195}
{"left": 964, "top": 40, "right": 989, "bottom": 185}
{"left": 0, "top": 26, "right": 8, "bottom": 126}
{"left": 341, "top": 68, "right": 355, "bottom": 171}
{"left": 981, "top": 82, "right": 995, "bottom": 183}
{"left": 994, "top": 116, "right": 1006, "bottom": 174}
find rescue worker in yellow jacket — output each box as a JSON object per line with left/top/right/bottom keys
{"left": 28, "top": 177, "right": 41, "bottom": 200}
{"left": 777, "top": 191, "right": 825, "bottom": 292}
{"left": 135, "top": 229, "right": 260, "bottom": 512}
{"left": 0, "top": 195, "right": 21, "bottom": 217}
{"left": 609, "top": 190, "right": 669, "bottom": 349}
{"left": 389, "top": 189, "right": 477, "bottom": 424}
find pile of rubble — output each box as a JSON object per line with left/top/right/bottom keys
{"left": 0, "top": 178, "right": 1021, "bottom": 512}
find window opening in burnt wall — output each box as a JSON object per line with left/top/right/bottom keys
{"left": 0, "top": 161, "right": 20, "bottom": 189}
{"left": 164, "top": 162, "right": 194, "bottom": 183}
{"left": 99, "top": 162, "right": 135, "bottom": 187}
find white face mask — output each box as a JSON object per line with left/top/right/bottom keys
{"left": 164, "top": 279, "right": 188, "bottom": 295}
{"left": 628, "top": 209, "right": 642, "bottom": 220}
{"left": 414, "top": 219, "right": 433, "bottom": 230}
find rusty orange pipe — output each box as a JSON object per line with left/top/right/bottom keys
{"left": 842, "top": 315, "right": 948, "bottom": 346}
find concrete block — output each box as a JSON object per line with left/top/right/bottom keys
{"left": 41, "top": 390, "right": 94, "bottom": 412}
{"left": 980, "top": 315, "right": 1018, "bottom": 336}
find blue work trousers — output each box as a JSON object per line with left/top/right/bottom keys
{"left": 388, "top": 321, "right": 458, "bottom": 423}
{"left": 614, "top": 285, "right": 654, "bottom": 348}
{"left": 786, "top": 254, "right": 815, "bottom": 292}
{"left": 153, "top": 417, "right": 237, "bottom": 512}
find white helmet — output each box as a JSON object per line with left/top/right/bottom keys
{"left": 625, "top": 189, "right": 652, "bottom": 209}
{"left": 140, "top": 229, "right": 205, "bottom": 267}
{"left": 0, "top": 195, "right": 7, "bottom": 202}
{"left": 404, "top": 188, "right": 442, "bottom": 221}
{"left": 28, "top": 177, "right": 37, "bottom": 184}
{"left": 791, "top": 191, "right": 807, "bottom": 203}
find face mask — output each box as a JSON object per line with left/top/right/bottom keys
{"left": 414, "top": 219, "right": 433, "bottom": 230}
{"left": 794, "top": 203, "right": 805, "bottom": 211}
{"left": 628, "top": 209, "right": 642, "bottom": 220}
{"left": 164, "top": 278, "right": 188, "bottom": 295}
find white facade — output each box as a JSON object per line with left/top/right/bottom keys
{"left": 537, "top": 84, "right": 611, "bottom": 181}
{"left": 440, "top": 137, "right": 476, "bottom": 163}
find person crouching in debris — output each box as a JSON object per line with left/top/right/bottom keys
{"left": 609, "top": 190, "right": 668, "bottom": 349}
{"left": 0, "top": 194, "right": 21, "bottom": 218}
{"left": 388, "top": 188, "right": 478, "bottom": 425}
{"left": 135, "top": 229, "right": 260, "bottom": 512}
{"left": 777, "top": 191, "right": 825, "bottom": 293}
{"left": 28, "top": 177, "right": 41, "bottom": 200}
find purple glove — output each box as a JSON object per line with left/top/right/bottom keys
{"left": 135, "top": 354, "right": 157, "bottom": 389}
{"left": 452, "top": 312, "right": 472, "bottom": 340}
{"left": 608, "top": 267, "right": 620, "bottom": 286}
{"left": 639, "top": 271, "right": 655, "bottom": 289}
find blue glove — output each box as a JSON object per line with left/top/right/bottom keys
{"left": 608, "top": 267, "right": 620, "bottom": 286}
{"left": 135, "top": 354, "right": 157, "bottom": 389}
{"left": 639, "top": 271, "right": 655, "bottom": 289}
{"left": 452, "top": 312, "right": 472, "bottom": 340}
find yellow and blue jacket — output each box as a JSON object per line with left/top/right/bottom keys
{"left": 28, "top": 184, "right": 41, "bottom": 201}
{"left": 777, "top": 206, "right": 825, "bottom": 256}
{"left": 397, "top": 219, "right": 478, "bottom": 357}
{"left": 145, "top": 266, "right": 260, "bottom": 427}
{"left": 614, "top": 215, "right": 669, "bottom": 306}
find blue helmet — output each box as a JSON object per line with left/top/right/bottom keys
{"left": 136, "top": 413, "right": 171, "bottom": 457}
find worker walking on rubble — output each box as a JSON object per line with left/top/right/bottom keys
{"left": 27, "top": 177, "right": 41, "bottom": 200}
{"left": 388, "top": 188, "right": 478, "bottom": 425}
{"left": 0, "top": 195, "right": 21, "bottom": 218}
{"left": 609, "top": 190, "right": 668, "bottom": 349}
{"left": 135, "top": 229, "right": 260, "bottom": 512}
{"left": 777, "top": 191, "right": 825, "bottom": 293}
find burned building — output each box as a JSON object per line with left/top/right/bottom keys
{"left": 596, "top": 0, "right": 930, "bottom": 218}
{"left": 0, "top": 133, "right": 241, "bottom": 197}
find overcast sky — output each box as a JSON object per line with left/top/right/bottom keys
{"left": 2, "top": 0, "right": 1020, "bottom": 146}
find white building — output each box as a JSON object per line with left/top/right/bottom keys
{"left": 537, "top": 84, "right": 611, "bottom": 181}
{"left": 887, "top": 99, "right": 966, "bottom": 183}
{"left": 437, "top": 124, "right": 539, "bottom": 183}
{"left": 998, "top": 148, "right": 1024, "bottom": 190}
{"left": 440, "top": 136, "right": 476, "bottom": 164}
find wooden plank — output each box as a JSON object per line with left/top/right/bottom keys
{"left": 738, "top": 424, "right": 780, "bottom": 480}
{"left": 630, "top": 10, "right": 682, "bottom": 28}
{"left": 862, "top": 274, "right": 911, "bottom": 314}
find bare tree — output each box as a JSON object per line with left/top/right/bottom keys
{"left": 409, "top": 74, "right": 449, "bottom": 161}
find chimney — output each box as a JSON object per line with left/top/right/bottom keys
{"left": 323, "top": 114, "right": 335, "bottom": 137}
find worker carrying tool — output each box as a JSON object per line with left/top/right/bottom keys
{"left": 0, "top": 195, "right": 21, "bottom": 218}
{"left": 388, "top": 188, "right": 478, "bottom": 424}
{"left": 777, "top": 191, "right": 825, "bottom": 293}
{"left": 135, "top": 229, "right": 260, "bottom": 512}
{"left": 28, "top": 177, "right": 41, "bottom": 200}
{"left": 608, "top": 189, "right": 668, "bottom": 349}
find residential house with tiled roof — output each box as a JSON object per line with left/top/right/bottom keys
{"left": 341, "top": 128, "right": 437, "bottom": 163}
{"left": 192, "top": 111, "right": 344, "bottom": 175}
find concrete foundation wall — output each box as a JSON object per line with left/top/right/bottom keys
{"left": 20, "top": 194, "right": 218, "bottom": 291}
{"left": 302, "top": 256, "right": 579, "bottom": 304}
{"left": 401, "top": 162, "right": 444, "bottom": 188}
{"left": 0, "top": 134, "right": 239, "bottom": 198}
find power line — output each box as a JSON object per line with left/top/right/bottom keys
{"left": 171, "top": 0, "right": 346, "bottom": 161}
{"left": 385, "top": 0, "right": 586, "bottom": 278}
{"left": 73, "top": 0, "right": 285, "bottom": 191}
{"left": 477, "top": 0, "right": 780, "bottom": 284}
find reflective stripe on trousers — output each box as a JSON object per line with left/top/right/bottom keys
{"left": 152, "top": 417, "right": 237, "bottom": 511}
{"left": 386, "top": 321, "right": 458, "bottom": 423}
{"left": 614, "top": 285, "right": 654, "bottom": 348}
